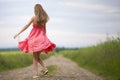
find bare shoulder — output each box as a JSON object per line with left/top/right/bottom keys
{"left": 30, "top": 16, "right": 36, "bottom": 24}
{"left": 31, "top": 16, "right": 35, "bottom": 20}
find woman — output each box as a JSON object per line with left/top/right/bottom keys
{"left": 14, "top": 4, "right": 56, "bottom": 78}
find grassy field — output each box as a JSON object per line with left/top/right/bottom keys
{"left": 61, "top": 37, "right": 120, "bottom": 80}
{"left": 0, "top": 51, "right": 54, "bottom": 72}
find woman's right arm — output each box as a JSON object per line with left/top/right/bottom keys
{"left": 44, "top": 23, "right": 46, "bottom": 33}
{"left": 14, "top": 17, "right": 34, "bottom": 39}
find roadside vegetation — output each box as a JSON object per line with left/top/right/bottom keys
{"left": 61, "top": 37, "right": 120, "bottom": 80}
{"left": 0, "top": 51, "right": 54, "bottom": 72}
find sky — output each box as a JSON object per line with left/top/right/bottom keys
{"left": 0, "top": 0, "right": 120, "bottom": 48}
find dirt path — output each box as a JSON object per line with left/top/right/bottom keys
{"left": 0, "top": 55, "right": 103, "bottom": 80}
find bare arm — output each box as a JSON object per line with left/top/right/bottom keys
{"left": 44, "top": 23, "right": 46, "bottom": 33}
{"left": 14, "top": 17, "right": 34, "bottom": 39}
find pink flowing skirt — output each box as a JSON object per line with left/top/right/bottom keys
{"left": 18, "top": 24, "right": 56, "bottom": 54}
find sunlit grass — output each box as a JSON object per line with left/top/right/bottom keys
{"left": 0, "top": 51, "right": 32, "bottom": 72}
{"left": 0, "top": 51, "right": 55, "bottom": 72}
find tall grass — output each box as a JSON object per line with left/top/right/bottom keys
{"left": 0, "top": 51, "right": 32, "bottom": 71}
{"left": 61, "top": 37, "right": 120, "bottom": 80}
{"left": 0, "top": 51, "right": 55, "bottom": 72}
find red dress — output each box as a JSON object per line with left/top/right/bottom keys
{"left": 18, "top": 23, "right": 56, "bottom": 54}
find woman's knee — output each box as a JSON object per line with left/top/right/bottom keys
{"left": 33, "top": 53, "right": 38, "bottom": 60}
{"left": 33, "top": 52, "right": 41, "bottom": 61}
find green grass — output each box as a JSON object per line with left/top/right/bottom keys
{"left": 61, "top": 37, "right": 120, "bottom": 80}
{"left": 0, "top": 51, "right": 55, "bottom": 72}
{"left": 47, "top": 65, "right": 58, "bottom": 76}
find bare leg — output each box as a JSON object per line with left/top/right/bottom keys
{"left": 33, "top": 52, "right": 39, "bottom": 76}
{"left": 37, "top": 53, "right": 47, "bottom": 70}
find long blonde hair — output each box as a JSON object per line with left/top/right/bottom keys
{"left": 34, "top": 4, "right": 49, "bottom": 25}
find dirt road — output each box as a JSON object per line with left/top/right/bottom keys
{"left": 0, "top": 55, "right": 103, "bottom": 80}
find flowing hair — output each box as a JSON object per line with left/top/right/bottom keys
{"left": 34, "top": 4, "right": 49, "bottom": 25}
